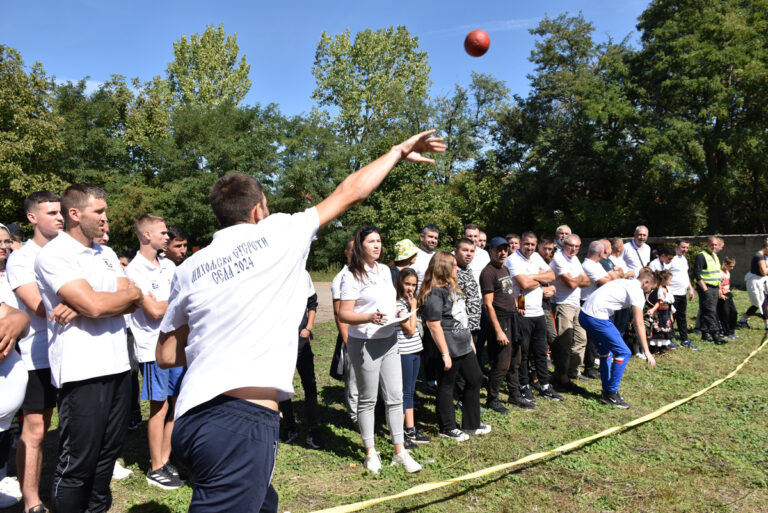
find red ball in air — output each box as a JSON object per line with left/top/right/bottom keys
{"left": 464, "top": 30, "right": 490, "bottom": 57}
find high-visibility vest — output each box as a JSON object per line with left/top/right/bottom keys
{"left": 699, "top": 250, "right": 721, "bottom": 286}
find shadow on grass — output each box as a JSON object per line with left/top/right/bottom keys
{"left": 126, "top": 500, "right": 173, "bottom": 512}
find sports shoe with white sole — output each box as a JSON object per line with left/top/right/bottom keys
{"left": 464, "top": 423, "right": 492, "bottom": 435}
{"left": 146, "top": 465, "right": 184, "bottom": 490}
{"left": 112, "top": 460, "right": 133, "bottom": 480}
{"left": 440, "top": 428, "right": 470, "bottom": 442}
{"left": 391, "top": 451, "right": 422, "bottom": 473}
{"left": 364, "top": 450, "right": 382, "bottom": 474}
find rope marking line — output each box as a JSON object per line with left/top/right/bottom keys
{"left": 309, "top": 333, "right": 768, "bottom": 513}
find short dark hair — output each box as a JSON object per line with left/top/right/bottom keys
{"left": 61, "top": 184, "right": 107, "bottom": 224}
{"left": 538, "top": 235, "right": 554, "bottom": 246}
{"left": 421, "top": 224, "right": 440, "bottom": 235}
{"left": 455, "top": 237, "right": 474, "bottom": 249}
{"left": 463, "top": 223, "right": 479, "bottom": 232}
{"left": 24, "top": 190, "right": 60, "bottom": 214}
{"left": 674, "top": 238, "right": 689, "bottom": 246}
{"left": 521, "top": 231, "right": 537, "bottom": 241}
{"left": 209, "top": 174, "right": 265, "bottom": 228}
{"left": 658, "top": 246, "right": 675, "bottom": 257}
{"left": 167, "top": 225, "right": 188, "bottom": 241}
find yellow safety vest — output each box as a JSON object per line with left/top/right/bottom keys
{"left": 699, "top": 251, "right": 721, "bottom": 286}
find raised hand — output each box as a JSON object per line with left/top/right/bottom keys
{"left": 397, "top": 129, "right": 447, "bottom": 164}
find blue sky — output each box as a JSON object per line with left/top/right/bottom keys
{"left": 2, "top": 0, "right": 650, "bottom": 116}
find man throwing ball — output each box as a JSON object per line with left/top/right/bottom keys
{"left": 156, "top": 130, "right": 445, "bottom": 512}
{"left": 578, "top": 268, "right": 657, "bottom": 409}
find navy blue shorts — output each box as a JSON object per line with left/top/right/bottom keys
{"left": 139, "top": 362, "right": 185, "bottom": 401}
{"left": 172, "top": 395, "right": 280, "bottom": 513}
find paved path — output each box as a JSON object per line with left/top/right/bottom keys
{"left": 315, "top": 282, "right": 334, "bottom": 323}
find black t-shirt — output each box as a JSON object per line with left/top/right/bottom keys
{"left": 750, "top": 251, "right": 767, "bottom": 275}
{"left": 479, "top": 263, "right": 517, "bottom": 314}
{"left": 422, "top": 286, "right": 473, "bottom": 358}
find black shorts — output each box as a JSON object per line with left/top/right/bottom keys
{"left": 22, "top": 368, "right": 58, "bottom": 411}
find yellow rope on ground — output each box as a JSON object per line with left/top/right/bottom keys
{"left": 310, "top": 334, "right": 768, "bottom": 513}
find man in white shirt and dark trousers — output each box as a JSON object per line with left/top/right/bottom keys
{"left": 506, "top": 232, "right": 563, "bottom": 401}
{"left": 35, "top": 184, "right": 144, "bottom": 513}
{"left": 7, "top": 191, "right": 63, "bottom": 513}
{"left": 125, "top": 214, "right": 184, "bottom": 490}
{"left": 669, "top": 240, "right": 697, "bottom": 349}
{"left": 155, "top": 131, "right": 445, "bottom": 512}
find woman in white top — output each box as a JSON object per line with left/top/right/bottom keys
{"left": 339, "top": 226, "right": 421, "bottom": 474}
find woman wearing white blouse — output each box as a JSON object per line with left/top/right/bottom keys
{"left": 339, "top": 226, "right": 421, "bottom": 474}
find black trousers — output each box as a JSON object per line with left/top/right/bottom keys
{"left": 517, "top": 315, "right": 550, "bottom": 386}
{"left": 436, "top": 352, "right": 482, "bottom": 432}
{"left": 673, "top": 294, "right": 690, "bottom": 341}
{"left": 717, "top": 292, "right": 737, "bottom": 335}
{"left": 279, "top": 337, "right": 318, "bottom": 430}
{"left": 52, "top": 371, "right": 130, "bottom": 513}
{"left": 486, "top": 315, "right": 520, "bottom": 401}
{"left": 698, "top": 286, "right": 721, "bottom": 336}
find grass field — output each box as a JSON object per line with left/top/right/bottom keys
{"left": 3, "top": 291, "right": 767, "bottom": 513}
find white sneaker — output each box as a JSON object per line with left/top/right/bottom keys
{"left": 464, "top": 423, "right": 492, "bottom": 435}
{"left": 363, "top": 450, "right": 382, "bottom": 474}
{"left": 391, "top": 450, "right": 422, "bottom": 473}
{"left": 112, "top": 461, "right": 133, "bottom": 480}
{"left": 635, "top": 352, "right": 647, "bottom": 360}
{"left": 0, "top": 476, "right": 21, "bottom": 508}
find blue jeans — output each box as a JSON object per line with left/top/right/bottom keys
{"left": 400, "top": 353, "right": 420, "bottom": 411}
{"left": 172, "top": 395, "right": 280, "bottom": 513}
{"left": 579, "top": 312, "right": 632, "bottom": 393}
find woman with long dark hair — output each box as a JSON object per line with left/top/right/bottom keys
{"left": 338, "top": 226, "right": 421, "bottom": 474}
{"left": 419, "top": 251, "right": 490, "bottom": 441}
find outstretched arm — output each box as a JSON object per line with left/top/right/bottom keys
{"left": 315, "top": 130, "right": 446, "bottom": 227}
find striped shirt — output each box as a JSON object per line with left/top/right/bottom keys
{"left": 395, "top": 298, "right": 423, "bottom": 355}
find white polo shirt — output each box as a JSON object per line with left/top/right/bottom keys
{"left": 7, "top": 240, "right": 49, "bottom": 370}
{"left": 468, "top": 247, "right": 491, "bottom": 290}
{"left": 581, "top": 258, "right": 608, "bottom": 301}
{"left": 411, "top": 248, "right": 434, "bottom": 290}
{"left": 339, "top": 262, "right": 397, "bottom": 340}
{"left": 668, "top": 254, "right": 691, "bottom": 296}
{"left": 160, "top": 208, "right": 319, "bottom": 420}
{"left": 622, "top": 240, "right": 650, "bottom": 277}
{"left": 581, "top": 279, "right": 645, "bottom": 320}
{"left": 35, "top": 232, "right": 129, "bottom": 388}
{"left": 505, "top": 250, "right": 549, "bottom": 317}
{"left": 330, "top": 265, "right": 347, "bottom": 301}
{"left": 125, "top": 252, "right": 176, "bottom": 363}
{"left": 550, "top": 250, "right": 583, "bottom": 306}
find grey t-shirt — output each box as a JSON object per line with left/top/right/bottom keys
{"left": 422, "top": 286, "right": 473, "bottom": 358}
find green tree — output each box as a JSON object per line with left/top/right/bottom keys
{"left": 166, "top": 24, "right": 251, "bottom": 107}
{"left": 633, "top": 0, "right": 768, "bottom": 233}
{"left": 0, "top": 46, "right": 65, "bottom": 222}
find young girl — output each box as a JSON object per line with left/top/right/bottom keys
{"left": 718, "top": 257, "right": 737, "bottom": 338}
{"left": 394, "top": 268, "right": 430, "bottom": 450}
{"left": 647, "top": 270, "right": 675, "bottom": 351}
{"left": 338, "top": 226, "right": 421, "bottom": 474}
{"left": 419, "top": 252, "right": 490, "bottom": 441}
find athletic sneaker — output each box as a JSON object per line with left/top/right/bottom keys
{"left": 667, "top": 340, "right": 679, "bottom": 349}
{"left": 405, "top": 429, "right": 431, "bottom": 444}
{"left": 681, "top": 340, "right": 700, "bottom": 351}
{"left": 737, "top": 318, "right": 750, "bottom": 329}
{"left": 164, "top": 461, "right": 181, "bottom": 479}
{"left": 306, "top": 427, "right": 326, "bottom": 449}
{"left": 539, "top": 384, "right": 564, "bottom": 401}
{"left": 391, "top": 450, "right": 422, "bottom": 473}
{"left": 464, "top": 423, "right": 492, "bottom": 435}
{"left": 508, "top": 395, "right": 535, "bottom": 410}
{"left": 486, "top": 398, "right": 510, "bottom": 414}
{"left": 112, "top": 460, "right": 133, "bottom": 480}
{"left": 600, "top": 390, "right": 630, "bottom": 409}
{"left": 279, "top": 427, "right": 298, "bottom": 444}
{"left": 404, "top": 436, "right": 418, "bottom": 450}
{"left": 634, "top": 352, "right": 648, "bottom": 360}
{"left": 146, "top": 465, "right": 184, "bottom": 490}
{"left": 440, "top": 428, "right": 470, "bottom": 442}
{"left": 583, "top": 367, "right": 601, "bottom": 379}
{"left": 364, "top": 450, "right": 382, "bottom": 474}
{"left": 0, "top": 476, "right": 21, "bottom": 508}
{"left": 519, "top": 384, "right": 536, "bottom": 402}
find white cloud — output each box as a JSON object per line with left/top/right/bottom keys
{"left": 426, "top": 17, "right": 540, "bottom": 36}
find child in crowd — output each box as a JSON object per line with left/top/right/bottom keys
{"left": 394, "top": 268, "right": 430, "bottom": 450}
{"left": 718, "top": 257, "right": 738, "bottom": 339}
{"left": 647, "top": 270, "right": 675, "bottom": 352}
